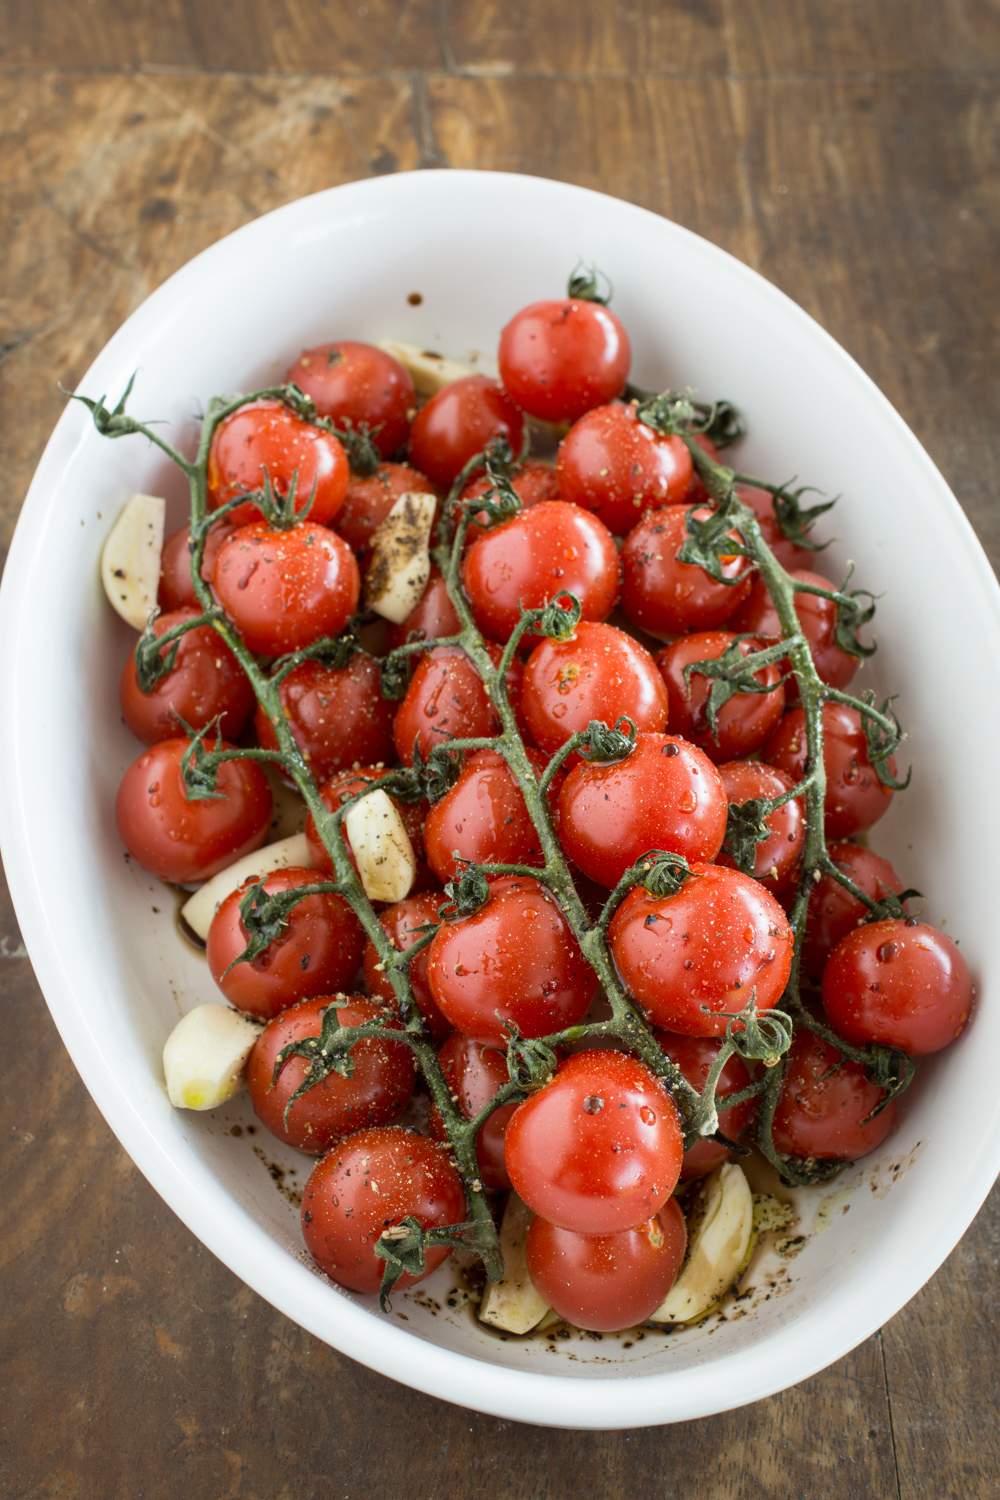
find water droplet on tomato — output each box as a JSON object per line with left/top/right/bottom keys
{"left": 679, "top": 790, "right": 697, "bottom": 813}
{"left": 639, "top": 1105, "right": 656, "bottom": 1126}
{"left": 877, "top": 941, "right": 898, "bottom": 963}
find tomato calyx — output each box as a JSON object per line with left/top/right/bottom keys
{"left": 326, "top": 417, "right": 382, "bottom": 477}
{"left": 440, "top": 862, "right": 492, "bottom": 918}
{"left": 681, "top": 634, "right": 789, "bottom": 741}
{"left": 226, "top": 873, "right": 345, "bottom": 972}
{"left": 374, "top": 1214, "right": 492, "bottom": 1313}
{"left": 133, "top": 606, "right": 223, "bottom": 693}
{"left": 272, "top": 996, "right": 411, "bottom": 1115}
{"left": 501, "top": 1020, "right": 560, "bottom": 1092}
{"left": 566, "top": 260, "right": 613, "bottom": 305}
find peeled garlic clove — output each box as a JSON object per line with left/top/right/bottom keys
{"left": 377, "top": 339, "right": 475, "bottom": 397}
{"left": 649, "top": 1163, "right": 754, "bottom": 1325}
{"left": 344, "top": 789, "right": 416, "bottom": 903}
{"left": 180, "top": 832, "right": 312, "bottom": 942}
{"left": 364, "top": 492, "right": 437, "bottom": 625}
{"left": 163, "top": 1004, "right": 263, "bottom": 1110}
{"left": 478, "top": 1194, "right": 550, "bottom": 1335}
{"left": 100, "top": 493, "right": 166, "bottom": 629}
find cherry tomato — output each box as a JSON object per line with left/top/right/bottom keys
{"left": 115, "top": 736, "right": 271, "bottom": 884}
{"left": 206, "top": 400, "right": 349, "bottom": 527}
{"left": 206, "top": 866, "right": 364, "bottom": 1021}
{"left": 527, "top": 1197, "right": 687, "bottom": 1331}
{"left": 427, "top": 1034, "right": 515, "bottom": 1191}
{"left": 522, "top": 621, "right": 668, "bottom": 763}
{"left": 653, "top": 1031, "right": 755, "bottom": 1179}
{"left": 409, "top": 376, "right": 525, "bottom": 489}
{"left": 334, "top": 462, "right": 436, "bottom": 570}
{"left": 426, "top": 876, "right": 597, "bottom": 1044}
{"left": 656, "top": 631, "right": 785, "bottom": 763}
{"left": 306, "top": 767, "right": 427, "bottom": 877}
{"left": 715, "top": 761, "right": 805, "bottom": 895}
{"left": 158, "top": 522, "right": 237, "bottom": 612}
{"left": 384, "top": 564, "right": 462, "bottom": 653}
{"left": 247, "top": 996, "right": 416, "bottom": 1153}
{"left": 362, "top": 890, "right": 452, "bottom": 1042}
{"left": 772, "top": 1029, "right": 897, "bottom": 1161}
{"left": 557, "top": 732, "right": 728, "bottom": 887}
{"left": 801, "top": 842, "right": 905, "bottom": 983}
{"left": 498, "top": 299, "right": 631, "bottom": 424}
{"left": 731, "top": 569, "right": 858, "bottom": 695}
{"left": 504, "top": 1051, "right": 683, "bottom": 1233}
{"left": 463, "top": 501, "right": 620, "bottom": 652}
{"left": 285, "top": 341, "right": 415, "bottom": 457}
{"left": 683, "top": 433, "right": 721, "bottom": 505}
{"left": 392, "top": 642, "right": 525, "bottom": 767}
{"left": 211, "top": 521, "right": 360, "bottom": 658}
{"left": 764, "top": 704, "right": 894, "bottom": 840}
{"left": 822, "top": 918, "right": 972, "bottom": 1056}
{"left": 620, "top": 505, "right": 752, "bottom": 638}
{"left": 423, "top": 747, "right": 562, "bottom": 884}
{"left": 608, "top": 863, "right": 794, "bottom": 1038}
{"left": 460, "top": 460, "right": 562, "bottom": 534}
{"left": 119, "top": 607, "right": 255, "bottom": 745}
{"left": 557, "top": 405, "right": 692, "bottom": 535}
{"left": 254, "top": 654, "right": 395, "bottom": 784}
{"left": 734, "top": 485, "right": 816, "bottom": 572}
{"left": 301, "top": 1126, "right": 466, "bottom": 1295}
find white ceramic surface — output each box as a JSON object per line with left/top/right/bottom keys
{"left": 2, "top": 170, "right": 999, "bottom": 1430}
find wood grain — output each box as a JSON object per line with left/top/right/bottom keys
{"left": 2, "top": 2, "right": 999, "bottom": 1494}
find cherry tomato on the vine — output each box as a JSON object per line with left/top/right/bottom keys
{"left": 731, "top": 568, "right": 859, "bottom": 696}
{"left": 620, "top": 505, "right": 752, "bottom": 638}
{"left": 409, "top": 376, "right": 525, "bottom": 489}
{"left": 211, "top": 521, "right": 360, "bottom": 658}
{"left": 800, "top": 843, "right": 905, "bottom": 983}
{"left": 734, "top": 485, "right": 817, "bottom": 573}
{"left": 460, "top": 459, "right": 562, "bottom": 536}
{"left": 384, "top": 563, "right": 461, "bottom": 653}
{"left": 285, "top": 341, "right": 415, "bottom": 458}
{"left": 557, "top": 732, "right": 728, "bottom": 887}
{"left": 158, "top": 522, "right": 237, "bottom": 613}
{"left": 206, "top": 866, "right": 364, "bottom": 1021}
{"left": 246, "top": 995, "right": 416, "bottom": 1153}
{"left": 362, "top": 890, "right": 451, "bottom": 1041}
{"left": 764, "top": 703, "right": 895, "bottom": 840}
{"left": 334, "top": 462, "right": 436, "bottom": 569}
{"left": 392, "top": 642, "right": 525, "bottom": 767}
{"left": 656, "top": 631, "right": 785, "bottom": 763}
{"left": 427, "top": 1034, "right": 516, "bottom": 1191}
{"left": 115, "top": 736, "right": 271, "bottom": 885}
{"left": 822, "top": 918, "right": 972, "bottom": 1056}
{"left": 715, "top": 760, "right": 805, "bottom": 895}
{"left": 557, "top": 405, "right": 692, "bottom": 535}
{"left": 498, "top": 298, "right": 631, "bottom": 424}
{"left": 254, "top": 654, "right": 395, "bottom": 784}
{"left": 426, "top": 876, "right": 597, "bottom": 1045}
{"left": 301, "top": 1126, "right": 466, "bottom": 1295}
{"left": 608, "top": 863, "right": 794, "bottom": 1038}
{"left": 653, "top": 1031, "right": 755, "bottom": 1180}
{"left": 207, "top": 400, "right": 350, "bottom": 527}
{"left": 771, "top": 1029, "right": 897, "bottom": 1161}
{"left": 504, "top": 1050, "right": 683, "bottom": 1234}
{"left": 119, "top": 607, "right": 255, "bottom": 745}
{"left": 422, "top": 747, "right": 562, "bottom": 884}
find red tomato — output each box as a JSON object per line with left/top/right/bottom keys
{"left": 656, "top": 631, "right": 785, "bottom": 763}
{"left": 115, "top": 736, "right": 271, "bottom": 884}
{"left": 246, "top": 996, "right": 416, "bottom": 1153}
{"left": 734, "top": 485, "right": 817, "bottom": 572}
{"left": 764, "top": 704, "right": 894, "bottom": 840}
{"left": 731, "top": 569, "right": 859, "bottom": 696}
{"left": 527, "top": 1198, "right": 687, "bottom": 1331}
{"left": 206, "top": 866, "right": 364, "bottom": 1021}
{"left": 392, "top": 642, "right": 525, "bottom": 767}
{"left": 772, "top": 1030, "right": 898, "bottom": 1161}
{"left": 498, "top": 299, "right": 631, "bottom": 423}
{"left": 211, "top": 521, "right": 360, "bottom": 658}
{"left": 609, "top": 864, "right": 793, "bottom": 1038}
{"left": 801, "top": 843, "right": 905, "bottom": 983}
{"left": 715, "top": 761, "right": 805, "bottom": 895}
{"left": 557, "top": 405, "right": 692, "bottom": 535}
{"left": 285, "top": 341, "right": 415, "bottom": 457}
{"left": 254, "top": 654, "right": 395, "bottom": 784}
{"left": 423, "top": 747, "right": 562, "bottom": 884}
{"left": 425, "top": 876, "right": 597, "bottom": 1044}
{"left": 822, "top": 918, "right": 973, "bottom": 1056}
{"left": 362, "top": 890, "right": 453, "bottom": 1042}
{"left": 334, "top": 462, "right": 436, "bottom": 570}
{"left": 459, "top": 461, "right": 563, "bottom": 551}
{"left": 384, "top": 564, "right": 462, "bottom": 652}
{"left": 206, "top": 400, "right": 349, "bottom": 527}
{"left": 409, "top": 376, "right": 525, "bottom": 489}
{"left": 620, "top": 505, "right": 752, "bottom": 638}
{"left": 462, "top": 501, "right": 620, "bottom": 652}
{"left": 119, "top": 607, "right": 255, "bottom": 745}
{"left": 522, "top": 622, "right": 668, "bottom": 763}
{"left": 427, "top": 1034, "right": 515, "bottom": 1191}
{"left": 653, "top": 1031, "right": 755, "bottom": 1180}
{"left": 557, "top": 732, "right": 728, "bottom": 887}
{"left": 504, "top": 1051, "right": 683, "bottom": 1233}
{"left": 158, "top": 522, "right": 237, "bottom": 612}
{"left": 301, "top": 1126, "right": 466, "bottom": 1295}
{"left": 306, "top": 767, "right": 427, "bottom": 877}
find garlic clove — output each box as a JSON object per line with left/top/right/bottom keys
{"left": 344, "top": 789, "right": 416, "bottom": 903}
{"left": 163, "top": 1004, "right": 263, "bottom": 1110}
{"left": 478, "top": 1194, "right": 550, "bottom": 1335}
{"left": 364, "top": 491, "right": 437, "bottom": 625}
{"left": 181, "top": 832, "right": 312, "bottom": 942}
{"left": 100, "top": 493, "right": 166, "bottom": 630}
{"left": 649, "top": 1163, "right": 754, "bottom": 1325}
{"left": 377, "top": 339, "right": 475, "bottom": 397}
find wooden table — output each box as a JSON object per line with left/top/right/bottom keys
{"left": 2, "top": 4, "right": 998, "bottom": 1493}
